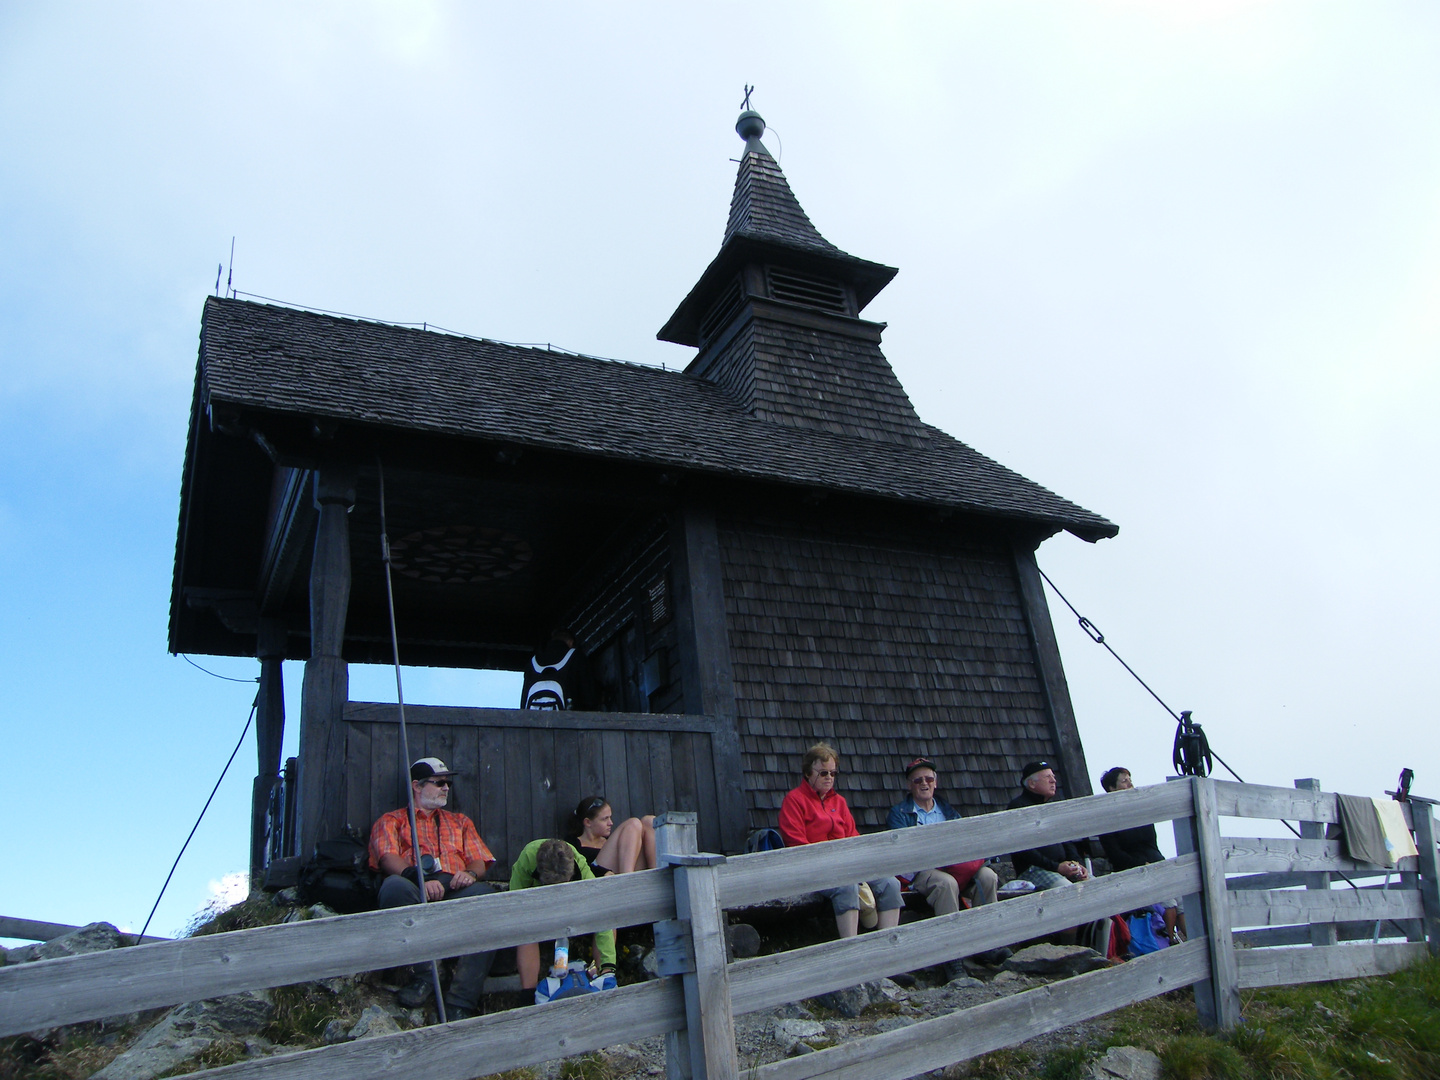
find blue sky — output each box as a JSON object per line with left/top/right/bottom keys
{"left": 3, "top": 2, "right": 1438, "bottom": 941}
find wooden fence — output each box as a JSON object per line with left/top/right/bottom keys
{"left": 2, "top": 777, "right": 1436, "bottom": 1080}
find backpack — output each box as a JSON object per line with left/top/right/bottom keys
{"left": 524, "top": 648, "right": 576, "bottom": 710}
{"left": 534, "top": 963, "right": 617, "bottom": 1004}
{"left": 298, "top": 836, "right": 379, "bottom": 914}
{"left": 744, "top": 827, "right": 785, "bottom": 853}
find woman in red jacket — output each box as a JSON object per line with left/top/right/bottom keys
{"left": 778, "top": 742, "right": 902, "bottom": 938}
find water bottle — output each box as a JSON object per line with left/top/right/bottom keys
{"left": 551, "top": 936, "right": 569, "bottom": 977}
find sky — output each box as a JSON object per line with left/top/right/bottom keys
{"left": 2, "top": 2, "right": 1437, "bottom": 942}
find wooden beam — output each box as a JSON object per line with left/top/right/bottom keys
{"left": 187, "top": 979, "right": 685, "bottom": 1080}
{"left": 252, "top": 619, "right": 287, "bottom": 885}
{"left": 728, "top": 856, "right": 1200, "bottom": 1016}
{"left": 1228, "top": 887, "right": 1423, "bottom": 927}
{"left": 1236, "top": 941, "right": 1428, "bottom": 989}
{"left": 0, "top": 851, "right": 674, "bottom": 1036}
{"left": 1412, "top": 802, "right": 1440, "bottom": 956}
{"left": 670, "top": 507, "right": 748, "bottom": 851}
{"left": 255, "top": 466, "right": 315, "bottom": 617}
{"left": 717, "top": 780, "right": 1193, "bottom": 908}
{"left": 748, "top": 942, "right": 1209, "bottom": 1080}
{"left": 1234, "top": 918, "right": 1425, "bottom": 948}
{"left": 1191, "top": 777, "right": 1241, "bottom": 1029}
{"left": 344, "top": 702, "right": 723, "bottom": 734}
{"left": 1294, "top": 778, "right": 1338, "bottom": 947}
{"left": 1224, "top": 837, "right": 1418, "bottom": 876}
{"left": 1011, "top": 542, "right": 1091, "bottom": 797}
{"left": 0, "top": 918, "right": 167, "bottom": 944}
{"left": 296, "top": 468, "right": 355, "bottom": 858}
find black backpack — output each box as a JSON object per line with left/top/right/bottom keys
{"left": 298, "top": 835, "right": 380, "bottom": 914}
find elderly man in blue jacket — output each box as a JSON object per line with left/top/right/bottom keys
{"left": 887, "top": 757, "right": 1009, "bottom": 976}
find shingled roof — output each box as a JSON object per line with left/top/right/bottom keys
{"left": 724, "top": 119, "right": 848, "bottom": 257}
{"left": 198, "top": 297, "right": 1116, "bottom": 541}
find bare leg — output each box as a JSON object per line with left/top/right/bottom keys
{"left": 877, "top": 907, "right": 900, "bottom": 930}
{"left": 517, "top": 943, "right": 541, "bottom": 990}
{"left": 835, "top": 909, "right": 860, "bottom": 938}
{"left": 597, "top": 817, "right": 646, "bottom": 874}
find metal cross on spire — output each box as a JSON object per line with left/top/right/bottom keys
{"left": 741, "top": 84, "right": 754, "bottom": 110}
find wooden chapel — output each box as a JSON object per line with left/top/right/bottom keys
{"left": 169, "top": 108, "right": 1117, "bottom": 881}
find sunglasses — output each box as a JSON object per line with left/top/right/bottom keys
{"left": 812, "top": 769, "right": 838, "bottom": 777}
{"left": 583, "top": 797, "right": 607, "bottom": 813}
{"left": 910, "top": 776, "right": 937, "bottom": 785}
{"left": 422, "top": 778, "right": 452, "bottom": 789}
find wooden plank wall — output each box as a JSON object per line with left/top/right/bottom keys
{"left": 340, "top": 704, "right": 727, "bottom": 869}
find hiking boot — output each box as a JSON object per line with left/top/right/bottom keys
{"left": 396, "top": 972, "right": 434, "bottom": 1008}
{"left": 942, "top": 959, "right": 968, "bottom": 983}
{"left": 442, "top": 1001, "right": 478, "bottom": 1021}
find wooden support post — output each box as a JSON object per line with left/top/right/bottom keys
{"left": 656, "top": 811, "right": 737, "bottom": 1080}
{"left": 296, "top": 468, "right": 355, "bottom": 860}
{"left": 1011, "top": 542, "right": 1092, "bottom": 798}
{"left": 1412, "top": 801, "right": 1440, "bottom": 957}
{"left": 1170, "top": 776, "right": 1241, "bottom": 1031}
{"left": 670, "top": 508, "right": 748, "bottom": 852}
{"left": 1294, "top": 778, "right": 1337, "bottom": 947}
{"left": 251, "top": 619, "right": 288, "bottom": 886}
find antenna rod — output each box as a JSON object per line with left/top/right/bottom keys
{"left": 377, "top": 460, "right": 447, "bottom": 1024}
{"left": 226, "top": 237, "right": 235, "bottom": 298}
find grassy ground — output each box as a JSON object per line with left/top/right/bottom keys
{"left": 959, "top": 955, "right": 1440, "bottom": 1079}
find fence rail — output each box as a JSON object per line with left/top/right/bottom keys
{"left": 2, "top": 777, "right": 1436, "bottom": 1080}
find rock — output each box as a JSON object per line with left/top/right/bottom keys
{"left": 1090, "top": 1045, "right": 1162, "bottom": 1080}
{"left": 991, "top": 970, "right": 1027, "bottom": 986}
{"left": 870, "top": 978, "right": 907, "bottom": 1003}
{"left": 641, "top": 948, "right": 661, "bottom": 978}
{"left": 20, "top": 923, "right": 126, "bottom": 963}
{"left": 317, "top": 976, "right": 349, "bottom": 994}
{"left": 1314, "top": 1002, "right": 1339, "bottom": 1020}
{"left": 787, "top": 1041, "right": 817, "bottom": 1056}
{"left": 93, "top": 992, "right": 273, "bottom": 1080}
{"left": 348, "top": 1004, "right": 403, "bottom": 1040}
{"left": 813, "top": 984, "right": 872, "bottom": 1018}
{"left": 773, "top": 1018, "right": 826, "bottom": 1048}
{"left": 726, "top": 922, "right": 762, "bottom": 959}
{"left": 309, "top": 903, "right": 340, "bottom": 920}
{"left": 243, "top": 1036, "right": 274, "bottom": 1058}
{"left": 874, "top": 1016, "right": 917, "bottom": 1033}
{"left": 946, "top": 976, "right": 986, "bottom": 989}
{"left": 1003, "top": 944, "right": 1109, "bottom": 976}
{"left": 322, "top": 1019, "right": 349, "bottom": 1044}
{"left": 274, "top": 887, "right": 303, "bottom": 905}
{"left": 773, "top": 1001, "right": 814, "bottom": 1020}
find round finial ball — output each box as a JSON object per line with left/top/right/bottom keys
{"left": 735, "top": 110, "right": 766, "bottom": 142}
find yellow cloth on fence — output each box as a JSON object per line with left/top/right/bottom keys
{"left": 1372, "top": 798, "right": 1419, "bottom": 862}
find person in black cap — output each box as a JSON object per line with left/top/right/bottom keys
{"left": 1006, "top": 761, "right": 1089, "bottom": 890}
{"left": 887, "top": 757, "right": 1009, "bottom": 976}
{"left": 368, "top": 757, "right": 497, "bottom": 1019}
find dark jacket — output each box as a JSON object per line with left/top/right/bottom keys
{"left": 1006, "top": 787, "right": 1083, "bottom": 875}
{"left": 886, "top": 795, "right": 962, "bottom": 831}
{"left": 1099, "top": 823, "right": 1164, "bottom": 872}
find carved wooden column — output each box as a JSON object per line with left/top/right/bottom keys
{"left": 250, "top": 618, "right": 288, "bottom": 884}
{"left": 296, "top": 468, "right": 355, "bottom": 859}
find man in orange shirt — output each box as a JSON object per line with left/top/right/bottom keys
{"left": 369, "top": 757, "right": 497, "bottom": 1019}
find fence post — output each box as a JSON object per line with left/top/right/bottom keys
{"left": 655, "top": 813, "right": 738, "bottom": 1080}
{"left": 1294, "top": 778, "right": 1338, "bottom": 947}
{"left": 1413, "top": 802, "right": 1440, "bottom": 957}
{"left": 1170, "top": 776, "right": 1241, "bottom": 1030}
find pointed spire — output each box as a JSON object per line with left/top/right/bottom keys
{"left": 724, "top": 111, "right": 845, "bottom": 257}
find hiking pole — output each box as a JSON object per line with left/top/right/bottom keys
{"left": 378, "top": 460, "right": 447, "bottom": 1024}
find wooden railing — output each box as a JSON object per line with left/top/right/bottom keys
{"left": 2, "top": 778, "right": 1436, "bottom": 1080}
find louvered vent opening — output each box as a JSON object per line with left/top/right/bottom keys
{"left": 699, "top": 277, "right": 745, "bottom": 343}
{"left": 767, "top": 268, "right": 848, "bottom": 314}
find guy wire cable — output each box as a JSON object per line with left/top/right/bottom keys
{"left": 1037, "top": 564, "right": 1415, "bottom": 938}
{"left": 377, "top": 459, "right": 447, "bottom": 1024}
{"left": 139, "top": 697, "right": 257, "bottom": 943}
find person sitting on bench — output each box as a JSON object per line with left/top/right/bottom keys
{"left": 510, "top": 838, "right": 617, "bottom": 995}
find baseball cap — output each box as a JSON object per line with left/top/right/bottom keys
{"left": 903, "top": 757, "right": 937, "bottom": 778}
{"left": 1020, "top": 761, "right": 1054, "bottom": 784}
{"left": 411, "top": 757, "right": 459, "bottom": 781}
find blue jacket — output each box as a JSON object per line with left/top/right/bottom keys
{"left": 886, "top": 795, "right": 962, "bottom": 831}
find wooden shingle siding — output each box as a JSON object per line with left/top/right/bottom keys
{"left": 718, "top": 516, "right": 1060, "bottom": 830}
